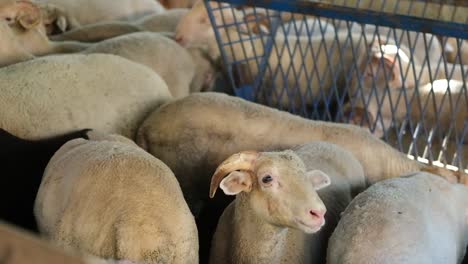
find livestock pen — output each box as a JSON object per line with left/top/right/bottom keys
{"left": 204, "top": 0, "right": 468, "bottom": 173}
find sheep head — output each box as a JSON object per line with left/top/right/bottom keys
{"left": 0, "top": 0, "right": 41, "bottom": 29}
{"left": 210, "top": 150, "right": 330, "bottom": 234}
{"left": 37, "top": 3, "right": 80, "bottom": 35}
{"left": 353, "top": 41, "right": 414, "bottom": 94}
{"left": 174, "top": 0, "right": 237, "bottom": 47}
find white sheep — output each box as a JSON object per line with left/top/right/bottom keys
{"left": 335, "top": 22, "right": 443, "bottom": 66}
{"left": 209, "top": 141, "right": 366, "bottom": 263}
{"left": 442, "top": 37, "right": 467, "bottom": 64}
{"left": 347, "top": 42, "right": 467, "bottom": 139}
{"left": 33, "top": 0, "right": 166, "bottom": 25}
{"left": 50, "top": 9, "right": 189, "bottom": 43}
{"left": 34, "top": 133, "right": 199, "bottom": 264}
{"left": 327, "top": 171, "right": 468, "bottom": 264}
{"left": 0, "top": 53, "right": 171, "bottom": 140}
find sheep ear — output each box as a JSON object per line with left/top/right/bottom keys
{"left": 344, "top": 105, "right": 374, "bottom": 128}
{"left": 306, "top": 170, "right": 331, "bottom": 190}
{"left": 56, "top": 16, "right": 67, "bottom": 32}
{"left": 16, "top": 1, "right": 41, "bottom": 29}
{"left": 219, "top": 171, "right": 252, "bottom": 195}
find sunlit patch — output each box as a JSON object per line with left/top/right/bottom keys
{"left": 375, "top": 44, "right": 410, "bottom": 63}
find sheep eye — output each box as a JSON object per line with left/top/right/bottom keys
{"left": 262, "top": 175, "right": 273, "bottom": 184}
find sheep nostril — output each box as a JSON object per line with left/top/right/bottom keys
{"left": 309, "top": 209, "right": 325, "bottom": 219}
{"left": 175, "top": 36, "right": 184, "bottom": 44}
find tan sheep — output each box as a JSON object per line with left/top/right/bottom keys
{"left": 209, "top": 141, "right": 366, "bottom": 263}
{"left": 137, "top": 92, "right": 458, "bottom": 197}
{"left": 0, "top": 53, "right": 171, "bottom": 140}
{"left": 136, "top": 92, "right": 460, "bottom": 261}
{"left": 0, "top": 20, "right": 34, "bottom": 67}
{"left": 82, "top": 32, "right": 207, "bottom": 97}
{"left": 34, "top": 133, "right": 199, "bottom": 264}
{"left": 33, "top": 0, "right": 165, "bottom": 26}
{"left": 0, "top": 221, "right": 139, "bottom": 264}
{"left": 50, "top": 9, "right": 189, "bottom": 43}
{"left": 0, "top": 2, "right": 215, "bottom": 97}
{"left": 327, "top": 171, "right": 468, "bottom": 264}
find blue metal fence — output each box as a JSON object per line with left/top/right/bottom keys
{"left": 205, "top": 0, "right": 468, "bottom": 172}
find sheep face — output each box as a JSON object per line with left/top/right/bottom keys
{"left": 174, "top": 0, "right": 234, "bottom": 47}
{"left": 354, "top": 43, "right": 415, "bottom": 94}
{"left": 212, "top": 150, "right": 331, "bottom": 234}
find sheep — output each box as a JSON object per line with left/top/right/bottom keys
{"left": 34, "top": 133, "right": 199, "bottom": 264}
{"left": 0, "top": 2, "right": 215, "bottom": 96}
{"left": 0, "top": 128, "right": 91, "bottom": 234}
{"left": 327, "top": 171, "right": 468, "bottom": 264}
{"left": 335, "top": 22, "right": 443, "bottom": 66}
{"left": 441, "top": 37, "right": 467, "bottom": 64}
{"left": 36, "top": 2, "right": 81, "bottom": 35}
{"left": 0, "top": 53, "right": 171, "bottom": 140}
{"left": 348, "top": 79, "right": 467, "bottom": 140}
{"left": 0, "top": 20, "right": 34, "bottom": 67}
{"left": 241, "top": 12, "right": 336, "bottom": 38}
{"left": 0, "top": 1, "right": 88, "bottom": 56}
{"left": 209, "top": 141, "right": 366, "bottom": 263}
{"left": 175, "top": 1, "right": 373, "bottom": 107}
{"left": 137, "top": 92, "right": 458, "bottom": 191}
{"left": 0, "top": 221, "right": 140, "bottom": 264}
{"left": 33, "top": 0, "right": 166, "bottom": 26}
{"left": 50, "top": 9, "right": 189, "bottom": 43}
{"left": 82, "top": 32, "right": 214, "bottom": 97}
{"left": 136, "top": 92, "right": 460, "bottom": 262}
{"left": 346, "top": 42, "right": 467, "bottom": 139}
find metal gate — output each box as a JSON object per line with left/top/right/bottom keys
{"left": 205, "top": 0, "right": 468, "bottom": 172}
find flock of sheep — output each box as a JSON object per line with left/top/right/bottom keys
{"left": 0, "top": 0, "right": 467, "bottom": 263}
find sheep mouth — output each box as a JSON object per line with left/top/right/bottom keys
{"left": 295, "top": 218, "right": 325, "bottom": 234}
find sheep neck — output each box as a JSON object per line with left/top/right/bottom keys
{"left": 232, "top": 194, "right": 289, "bottom": 263}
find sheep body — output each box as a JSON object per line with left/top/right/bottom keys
{"left": 327, "top": 172, "right": 468, "bottom": 264}
{"left": 210, "top": 142, "right": 366, "bottom": 263}
{"left": 83, "top": 32, "right": 197, "bottom": 97}
{"left": 0, "top": 53, "right": 171, "bottom": 140}
{"left": 50, "top": 9, "right": 189, "bottom": 43}
{"left": 0, "top": 6, "right": 213, "bottom": 96}
{"left": 34, "top": 135, "right": 199, "bottom": 263}
{"left": 0, "top": 221, "right": 139, "bottom": 264}
{"left": 34, "top": 0, "right": 165, "bottom": 25}
{"left": 137, "top": 92, "right": 446, "bottom": 207}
